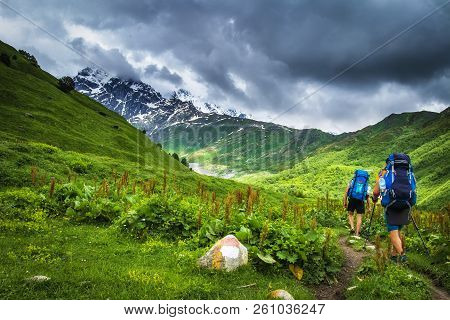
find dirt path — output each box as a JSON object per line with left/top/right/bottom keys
{"left": 430, "top": 282, "right": 449, "bottom": 300}
{"left": 313, "top": 236, "right": 367, "bottom": 300}
{"left": 312, "top": 236, "right": 449, "bottom": 300}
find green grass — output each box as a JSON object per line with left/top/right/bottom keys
{"left": 407, "top": 253, "right": 450, "bottom": 292}
{"left": 0, "top": 40, "right": 293, "bottom": 203}
{"left": 346, "top": 259, "right": 432, "bottom": 300}
{"left": 0, "top": 219, "right": 313, "bottom": 300}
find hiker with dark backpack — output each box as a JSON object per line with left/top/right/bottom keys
{"left": 343, "top": 169, "right": 370, "bottom": 236}
{"left": 371, "top": 153, "right": 417, "bottom": 263}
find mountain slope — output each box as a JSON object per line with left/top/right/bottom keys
{"left": 74, "top": 67, "right": 335, "bottom": 174}
{"left": 238, "top": 109, "right": 449, "bottom": 210}
{"left": 0, "top": 40, "right": 247, "bottom": 196}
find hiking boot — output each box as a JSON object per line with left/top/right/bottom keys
{"left": 390, "top": 255, "right": 399, "bottom": 263}
{"left": 350, "top": 229, "right": 355, "bottom": 235}
{"left": 399, "top": 254, "right": 407, "bottom": 263}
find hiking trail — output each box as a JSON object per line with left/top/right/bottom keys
{"left": 312, "top": 236, "right": 449, "bottom": 300}
{"left": 429, "top": 281, "right": 449, "bottom": 300}
{"left": 313, "top": 236, "right": 367, "bottom": 300}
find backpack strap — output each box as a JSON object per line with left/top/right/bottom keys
{"left": 347, "top": 177, "right": 354, "bottom": 199}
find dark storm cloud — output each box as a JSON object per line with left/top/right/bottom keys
{"left": 70, "top": 37, "right": 140, "bottom": 80}
{"left": 39, "top": 0, "right": 449, "bottom": 84}
{"left": 1, "top": 0, "right": 449, "bottom": 131}
{"left": 144, "top": 64, "right": 183, "bottom": 85}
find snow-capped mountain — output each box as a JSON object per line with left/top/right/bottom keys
{"left": 74, "top": 67, "right": 163, "bottom": 120}
{"left": 173, "top": 89, "right": 250, "bottom": 119}
{"left": 73, "top": 67, "right": 331, "bottom": 175}
{"left": 74, "top": 67, "right": 251, "bottom": 137}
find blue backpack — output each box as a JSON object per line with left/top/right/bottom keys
{"left": 380, "top": 153, "right": 417, "bottom": 209}
{"left": 348, "top": 170, "right": 369, "bottom": 201}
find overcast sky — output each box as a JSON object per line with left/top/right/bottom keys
{"left": 1, "top": 0, "right": 449, "bottom": 133}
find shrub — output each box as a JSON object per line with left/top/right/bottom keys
{"left": 0, "top": 189, "right": 44, "bottom": 221}
{"left": 118, "top": 193, "right": 201, "bottom": 239}
{"left": 1, "top": 53, "right": 11, "bottom": 67}
{"left": 58, "top": 76, "right": 75, "bottom": 93}
{"left": 258, "top": 222, "right": 342, "bottom": 283}
{"left": 18, "top": 49, "right": 39, "bottom": 67}
{"left": 305, "top": 208, "right": 345, "bottom": 228}
{"left": 47, "top": 183, "right": 83, "bottom": 215}
{"left": 64, "top": 185, "right": 123, "bottom": 223}
{"left": 181, "top": 157, "right": 189, "bottom": 167}
{"left": 172, "top": 153, "right": 179, "bottom": 161}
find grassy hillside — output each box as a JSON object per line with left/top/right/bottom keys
{"left": 237, "top": 109, "right": 450, "bottom": 210}
{"left": 0, "top": 42, "right": 344, "bottom": 300}
{"left": 0, "top": 40, "right": 262, "bottom": 198}
{"left": 160, "top": 117, "right": 335, "bottom": 174}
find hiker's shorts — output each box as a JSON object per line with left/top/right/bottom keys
{"left": 347, "top": 198, "right": 365, "bottom": 214}
{"left": 385, "top": 212, "right": 403, "bottom": 232}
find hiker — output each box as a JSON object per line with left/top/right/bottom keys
{"left": 371, "top": 153, "right": 417, "bottom": 263}
{"left": 343, "top": 170, "right": 370, "bottom": 236}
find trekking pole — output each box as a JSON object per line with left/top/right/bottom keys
{"left": 363, "top": 203, "right": 376, "bottom": 249}
{"left": 410, "top": 214, "right": 430, "bottom": 255}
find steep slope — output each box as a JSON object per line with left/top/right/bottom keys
{"left": 74, "top": 67, "right": 163, "bottom": 120}
{"left": 239, "top": 109, "right": 449, "bottom": 210}
{"left": 74, "top": 67, "right": 250, "bottom": 136}
{"left": 0, "top": 40, "right": 245, "bottom": 196}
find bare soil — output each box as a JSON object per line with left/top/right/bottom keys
{"left": 430, "top": 283, "right": 449, "bottom": 300}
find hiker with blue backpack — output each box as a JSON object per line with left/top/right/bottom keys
{"left": 371, "top": 153, "right": 417, "bottom": 262}
{"left": 343, "top": 169, "right": 370, "bottom": 236}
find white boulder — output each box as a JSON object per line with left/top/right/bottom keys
{"left": 268, "top": 289, "right": 294, "bottom": 300}
{"left": 198, "top": 235, "right": 248, "bottom": 272}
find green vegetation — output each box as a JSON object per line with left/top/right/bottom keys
{"left": 238, "top": 109, "right": 450, "bottom": 210}
{"left": 344, "top": 206, "right": 449, "bottom": 299}
{"left": 0, "top": 219, "right": 313, "bottom": 299}
{"left": 0, "top": 39, "right": 448, "bottom": 300}
{"left": 408, "top": 253, "right": 450, "bottom": 292}
{"left": 0, "top": 40, "right": 261, "bottom": 199}
{"left": 0, "top": 40, "right": 333, "bottom": 299}
{"left": 161, "top": 118, "right": 335, "bottom": 173}
{"left": 57, "top": 76, "right": 75, "bottom": 93}
{"left": 346, "top": 260, "right": 431, "bottom": 300}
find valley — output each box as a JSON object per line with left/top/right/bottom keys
{"left": 0, "top": 39, "right": 448, "bottom": 301}
{"left": 73, "top": 65, "right": 449, "bottom": 210}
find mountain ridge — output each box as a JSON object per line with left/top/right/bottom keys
{"left": 74, "top": 66, "right": 335, "bottom": 174}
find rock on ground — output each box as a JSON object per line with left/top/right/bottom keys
{"left": 26, "top": 275, "right": 50, "bottom": 282}
{"left": 268, "top": 290, "right": 294, "bottom": 300}
{"left": 198, "top": 235, "right": 248, "bottom": 272}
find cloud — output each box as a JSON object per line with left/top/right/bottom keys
{"left": 0, "top": 0, "right": 449, "bottom": 132}
{"left": 70, "top": 37, "right": 140, "bottom": 80}
{"left": 143, "top": 64, "right": 183, "bottom": 85}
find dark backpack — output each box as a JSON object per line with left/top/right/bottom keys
{"left": 380, "top": 153, "right": 417, "bottom": 210}
{"left": 347, "top": 169, "right": 369, "bottom": 201}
